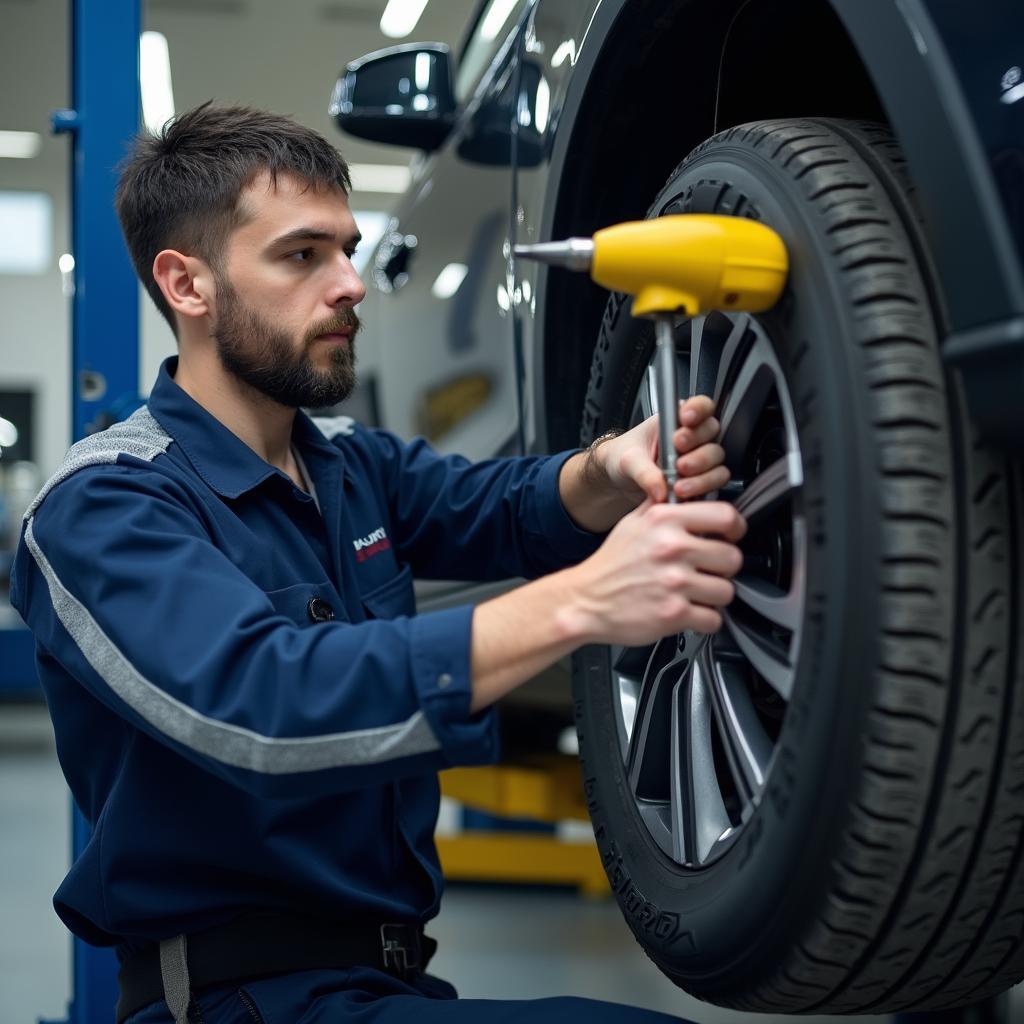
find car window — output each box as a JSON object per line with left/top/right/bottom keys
{"left": 455, "top": 0, "right": 528, "bottom": 104}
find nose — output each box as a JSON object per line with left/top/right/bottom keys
{"left": 326, "top": 253, "right": 366, "bottom": 308}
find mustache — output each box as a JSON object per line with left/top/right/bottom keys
{"left": 307, "top": 307, "right": 361, "bottom": 342}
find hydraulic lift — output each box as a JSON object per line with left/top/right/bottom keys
{"left": 35, "top": 0, "right": 140, "bottom": 1020}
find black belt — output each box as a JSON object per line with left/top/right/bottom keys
{"left": 115, "top": 912, "right": 437, "bottom": 1024}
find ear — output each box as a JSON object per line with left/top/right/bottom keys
{"left": 152, "top": 249, "right": 215, "bottom": 323}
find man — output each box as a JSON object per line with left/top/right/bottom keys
{"left": 10, "top": 104, "right": 745, "bottom": 1023}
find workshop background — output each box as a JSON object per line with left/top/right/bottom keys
{"left": 0, "top": 1, "right": 1019, "bottom": 1023}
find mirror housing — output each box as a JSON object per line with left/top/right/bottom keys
{"left": 457, "top": 59, "right": 546, "bottom": 169}
{"left": 330, "top": 43, "right": 457, "bottom": 152}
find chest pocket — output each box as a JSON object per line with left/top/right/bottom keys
{"left": 265, "top": 579, "right": 349, "bottom": 626}
{"left": 359, "top": 564, "right": 416, "bottom": 620}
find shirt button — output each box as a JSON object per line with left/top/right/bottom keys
{"left": 307, "top": 597, "right": 335, "bottom": 623}
{"left": 437, "top": 672, "right": 453, "bottom": 689}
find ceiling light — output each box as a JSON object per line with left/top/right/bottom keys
{"left": 0, "top": 131, "right": 41, "bottom": 159}
{"left": 380, "top": 0, "right": 430, "bottom": 39}
{"left": 348, "top": 163, "right": 412, "bottom": 194}
{"left": 140, "top": 31, "right": 175, "bottom": 134}
{"left": 431, "top": 263, "right": 468, "bottom": 300}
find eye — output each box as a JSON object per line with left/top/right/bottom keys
{"left": 287, "top": 248, "right": 316, "bottom": 264}
{"left": 345, "top": 247, "right": 359, "bottom": 260}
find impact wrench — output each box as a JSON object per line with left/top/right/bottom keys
{"left": 515, "top": 215, "right": 789, "bottom": 502}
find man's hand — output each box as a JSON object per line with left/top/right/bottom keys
{"left": 563, "top": 498, "right": 746, "bottom": 643}
{"left": 470, "top": 497, "right": 746, "bottom": 711}
{"left": 558, "top": 395, "right": 730, "bottom": 534}
{"left": 597, "top": 395, "right": 729, "bottom": 505}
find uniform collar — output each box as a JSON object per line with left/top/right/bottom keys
{"left": 146, "top": 357, "right": 346, "bottom": 499}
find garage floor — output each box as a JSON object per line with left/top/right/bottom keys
{"left": 1, "top": 704, "right": 1016, "bottom": 1024}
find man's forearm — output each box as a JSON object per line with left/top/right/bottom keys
{"left": 470, "top": 567, "right": 592, "bottom": 713}
{"left": 558, "top": 449, "right": 637, "bottom": 534}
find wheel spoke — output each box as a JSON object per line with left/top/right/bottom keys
{"left": 704, "top": 646, "right": 773, "bottom": 799}
{"left": 712, "top": 314, "right": 752, "bottom": 407}
{"left": 626, "top": 640, "right": 685, "bottom": 798}
{"left": 718, "top": 336, "right": 779, "bottom": 464}
{"left": 670, "top": 662, "right": 732, "bottom": 865}
{"left": 722, "top": 609, "right": 795, "bottom": 701}
{"left": 733, "top": 574, "right": 800, "bottom": 631}
{"left": 687, "top": 315, "right": 709, "bottom": 397}
{"left": 734, "top": 453, "right": 803, "bottom": 523}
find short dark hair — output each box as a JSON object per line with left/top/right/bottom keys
{"left": 115, "top": 102, "right": 352, "bottom": 334}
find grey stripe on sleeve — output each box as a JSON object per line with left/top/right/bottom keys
{"left": 24, "top": 519, "right": 441, "bottom": 774}
{"left": 26, "top": 407, "right": 175, "bottom": 519}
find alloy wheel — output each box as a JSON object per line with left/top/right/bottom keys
{"left": 611, "top": 310, "right": 806, "bottom": 868}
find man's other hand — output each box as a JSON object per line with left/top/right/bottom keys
{"left": 596, "top": 396, "right": 730, "bottom": 505}
{"left": 564, "top": 498, "right": 746, "bottom": 642}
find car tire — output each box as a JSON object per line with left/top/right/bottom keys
{"left": 572, "top": 118, "right": 1024, "bottom": 1014}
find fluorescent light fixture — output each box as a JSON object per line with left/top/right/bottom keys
{"left": 0, "top": 417, "right": 18, "bottom": 448}
{"left": 140, "top": 31, "right": 175, "bottom": 134}
{"left": 480, "top": 0, "right": 519, "bottom": 42}
{"left": 415, "top": 51, "right": 431, "bottom": 91}
{"left": 380, "top": 0, "right": 430, "bottom": 39}
{"left": 348, "top": 163, "right": 412, "bottom": 194}
{"left": 431, "top": 263, "right": 468, "bottom": 300}
{"left": 0, "top": 191, "right": 52, "bottom": 273}
{"left": 0, "top": 131, "right": 41, "bottom": 159}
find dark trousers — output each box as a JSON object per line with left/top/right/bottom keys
{"left": 123, "top": 967, "right": 694, "bottom": 1023}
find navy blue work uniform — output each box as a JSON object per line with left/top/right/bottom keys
{"left": 11, "top": 359, "right": 692, "bottom": 1023}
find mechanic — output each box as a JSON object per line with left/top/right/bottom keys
{"left": 10, "top": 103, "right": 745, "bottom": 1024}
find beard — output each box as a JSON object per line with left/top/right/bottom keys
{"left": 212, "top": 278, "right": 359, "bottom": 409}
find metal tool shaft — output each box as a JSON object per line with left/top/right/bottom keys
{"left": 654, "top": 316, "right": 679, "bottom": 503}
{"left": 512, "top": 238, "right": 595, "bottom": 272}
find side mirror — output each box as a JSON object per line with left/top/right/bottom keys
{"left": 330, "top": 43, "right": 457, "bottom": 152}
{"left": 457, "top": 59, "right": 546, "bottom": 169}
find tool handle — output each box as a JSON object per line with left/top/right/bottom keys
{"left": 654, "top": 318, "right": 679, "bottom": 504}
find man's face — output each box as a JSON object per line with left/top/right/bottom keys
{"left": 210, "top": 170, "right": 367, "bottom": 409}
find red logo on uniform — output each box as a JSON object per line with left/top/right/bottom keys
{"left": 354, "top": 526, "right": 391, "bottom": 562}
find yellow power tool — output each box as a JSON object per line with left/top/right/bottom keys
{"left": 514, "top": 214, "right": 788, "bottom": 502}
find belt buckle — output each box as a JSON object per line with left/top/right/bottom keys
{"left": 380, "top": 924, "right": 420, "bottom": 979}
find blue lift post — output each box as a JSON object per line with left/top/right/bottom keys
{"left": 41, "top": 0, "right": 141, "bottom": 1021}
